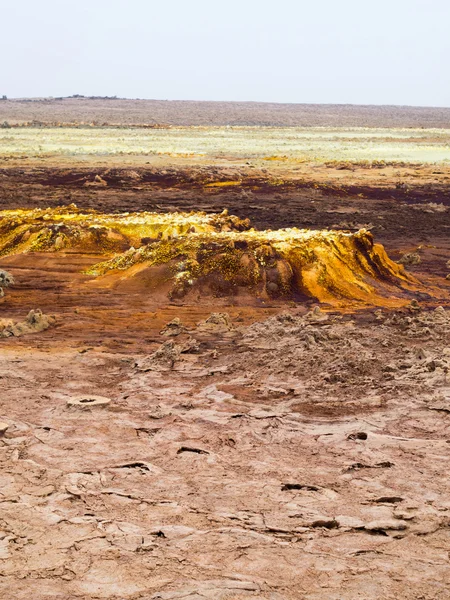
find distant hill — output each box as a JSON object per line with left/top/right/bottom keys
{"left": 1, "top": 97, "right": 450, "bottom": 128}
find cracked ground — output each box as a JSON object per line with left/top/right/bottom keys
{"left": 1, "top": 282, "right": 450, "bottom": 598}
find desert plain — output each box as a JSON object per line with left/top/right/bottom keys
{"left": 1, "top": 98, "right": 450, "bottom": 600}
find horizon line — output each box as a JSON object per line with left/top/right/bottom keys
{"left": 3, "top": 96, "right": 450, "bottom": 111}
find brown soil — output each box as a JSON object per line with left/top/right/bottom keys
{"left": 2, "top": 97, "right": 450, "bottom": 127}
{"left": 1, "top": 150, "right": 450, "bottom": 599}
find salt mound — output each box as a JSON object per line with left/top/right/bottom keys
{"left": 88, "top": 228, "right": 420, "bottom": 306}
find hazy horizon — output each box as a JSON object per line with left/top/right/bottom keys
{"left": 2, "top": 0, "right": 449, "bottom": 107}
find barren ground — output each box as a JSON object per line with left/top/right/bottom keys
{"left": 1, "top": 106, "right": 450, "bottom": 599}
{"left": 2, "top": 97, "right": 450, "bottom": 127}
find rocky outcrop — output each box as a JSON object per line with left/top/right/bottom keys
{"left": 88, "top": 228, "right": 421, "bottom": 306}
{"left": 0, "top": 205, "right": 250, "bottom": 256}
{"left": 0, "top": 309, "right": 55, "bottom": 337}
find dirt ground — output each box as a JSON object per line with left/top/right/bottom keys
{"left": 1, "top": 134, "right": 450, "bottom": 598}
{"left": 2, "top": 97, "right": 450, "bottom": 127}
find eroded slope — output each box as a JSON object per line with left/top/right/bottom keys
{"left": 89, "top": 228, "right": 420, "bottom": 306}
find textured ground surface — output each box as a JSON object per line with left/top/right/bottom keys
{"left": 1, "top": 112, "right": 450, "bottom": 598}
{"left": 1, "top": 295, "right": 450, "bottom": 599}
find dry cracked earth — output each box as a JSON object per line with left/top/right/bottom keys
{"left": 2, "top": 296, "right": 450, "bottom": 599}
{"left": 1, "top": 154, "right": 450, "bottom": 599}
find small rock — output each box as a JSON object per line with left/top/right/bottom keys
{"left": 203, "top": 384, "right": 234, "bottom": 402}
{"left": 160, "top": 318, "right": 187, "bottom": 337}
{"left": 365, "top": 519, "right": 408, "bottom": 532}
{"left": 347, "top": 431, "right": 368, "bottom": 440}
{"left": 0, "top": 309, "right": 55, "bottom": 338}
{"left": 66, "top": 395, "right": 111, "bottom": 408}
{"left": 196, "top": 312, "right": 233, "bottom": 333}
{"left": 311, "top": 517, "right": 338, "bottom": 529}
{"left": 408, "top": 299, "right": 421, "bottom": 312}
{"left": 335, "top": 515, "right": 365, "bottom": 529}
{"left": 0, "top": 270, "right": 14, "bottom": 288}
{"left": 373, "top": 496, "right": 404, "bottom": 504}
{"left": 399, "top": 252, "right": 421, "bottom": 266}
{"left": 393, "top": 509, "right": 416, "bottom": 521}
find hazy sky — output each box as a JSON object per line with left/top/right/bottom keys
{"left": 2, "top": 0, "right": 449, "bottom": 106}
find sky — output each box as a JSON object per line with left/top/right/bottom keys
{"left": 1, "top": 0, "right": 449, "bottom": 107}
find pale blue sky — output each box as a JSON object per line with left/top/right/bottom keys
{"left": 1, "top": 0, "right": 449, "bottom": 106}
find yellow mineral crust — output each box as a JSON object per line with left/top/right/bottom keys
{"left": 87, "top": 228, "right": 420, "bottom": 306}
{"left": 0, "top": 205, "right": 250, "bottom": 256}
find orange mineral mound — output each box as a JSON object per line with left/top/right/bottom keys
{"left": 87, "top": 227, "right": 422, "bottom": 307}
{"left": 0, "top": 205, "right": 250, "bottom": 257}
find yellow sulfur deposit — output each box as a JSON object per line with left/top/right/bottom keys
{"left": 0, "top": 204, "right": 423, "bottom": 305}
{"left": 0, "top": 205, "right": 250, "bottom": 257}
{"left": 87, "top": 227, "right": 420, "bottom": 306}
